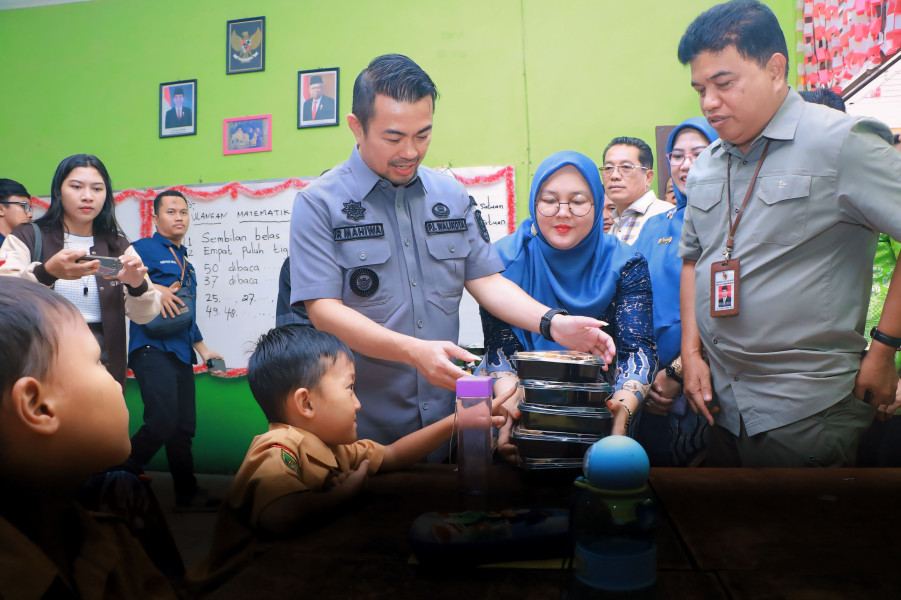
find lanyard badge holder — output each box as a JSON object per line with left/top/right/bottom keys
{"left": 710, "top": 140, "right": 771, "bottom": 319}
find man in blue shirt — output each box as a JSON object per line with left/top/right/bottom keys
{"left": 126, "top": 190, "right": 224, "bottom": 510}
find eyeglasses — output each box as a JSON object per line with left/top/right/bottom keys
{"left": 600, "top": 164, "right": 649, "bottom": 177}
{"left": 0, "top": 200, "right": 32, "bottom": 213}
{"left": 536, "top": 195, "right": 594, "bottom": 217}
{"left": 666, "top": 150, "right": 705, "bottom": 166}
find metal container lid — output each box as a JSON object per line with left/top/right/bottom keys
{"left": 512, "top": 350, "right": 606, "bottom": 365}
{"left": 518, "top": 379, "right": 613, "bottom": 392}
{"left": 518, "top": 402, "right": 612, "bottom": 418}
{"left": 512, "top": 426, "right": 604, "bottom": 444}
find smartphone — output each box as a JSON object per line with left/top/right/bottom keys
{"left": 206, "top": 358, "right": 227, "bottom": 374}
{"left": 76, "top": 255, "right": 123, "bottom": 276}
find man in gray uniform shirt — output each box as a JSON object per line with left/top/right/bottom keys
{"left": 677, "top": 0, "right": 901, "bottom": 467}
{"left": 289, "top": 54, "right": 615, "bottom": 461}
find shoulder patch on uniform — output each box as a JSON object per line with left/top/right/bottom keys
{"left": 341, "top": 199, "right": 366, "bottom": 222}
{"left": 281, "top": 448, "right": 300, "bottom": 474}
{"left": 475, "top": 209, "right": 490, "bottom": 243}
{"left": 271, "top": 443, "right": 300, "bottom": 474}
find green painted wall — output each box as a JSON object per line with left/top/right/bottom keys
{"left": 1, "top": 0, "right": 795, "bottom": 473}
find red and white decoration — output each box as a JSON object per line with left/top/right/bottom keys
{"left": 798, "top": 0, "right": 901, "bottom": 93}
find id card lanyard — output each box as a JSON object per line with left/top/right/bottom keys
{"left": 169, "top": 246, "right": 187, "bottom": 290}
{"left": 710, "top": 139, "right": 771, "bottom": 318}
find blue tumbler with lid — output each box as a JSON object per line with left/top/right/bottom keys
{"left": 568, "top": 435, "right": 658, "bottom": 598}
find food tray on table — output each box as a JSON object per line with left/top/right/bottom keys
{"left": 518, "top": 379, "right": 612, "bottom": 408}
{"left": 511, "top": 425, "right": 602, "bottom": 461}
{"left": 518, "top": 402, "right": 612, "bottom": 436}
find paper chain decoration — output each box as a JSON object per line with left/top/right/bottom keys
{"left": 798, "top": 0, "right": 901, "bottom": 93}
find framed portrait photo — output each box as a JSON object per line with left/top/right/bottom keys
{"left": 223, "top": 114, "right": 272, "bottom": 155}
{"left": 159, "top": 79, "right": 196, "bottom": 138}
{"left": 298, "top": 68, "right": 339, "bottom": 129}
{"left": 227, "top": 17, "right": 265, "bottom": 74}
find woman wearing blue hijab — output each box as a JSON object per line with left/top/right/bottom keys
{"left": 632, "top": 117, "right": 718, "bottom": 466}
{"left": 481, "top": 151, "right": 656, "bottom": 458}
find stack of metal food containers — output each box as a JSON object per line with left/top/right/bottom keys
{"left": 510, "top": 350, "right": 613, "bottom": 470}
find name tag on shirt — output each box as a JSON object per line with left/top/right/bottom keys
{"left": 710, "top": 259, "right": 740, "bottom": 318}
{"left": 333, "top": 223, "right": 385, "bottom": 242}
{"left": 425, "top": 219, "right": 467, "bottom": 235}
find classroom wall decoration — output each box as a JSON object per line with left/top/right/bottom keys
{"left": 298, "top": 68, "right": 340, "bottom": 129}
{"left": 223, "top": 114, "right": 272, "bottom": 155}
{"left": 159, "top": 79, "right": 197, "bottom": 138}
{"left": 797, "top": 0, "right": 901, "bottom": 93}
{"left": 226, "top": 16, "right": 265, "bottom": 74}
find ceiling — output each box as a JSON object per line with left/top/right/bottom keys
{"left": 0, "top": 0, "right": 91, "bottom": 11}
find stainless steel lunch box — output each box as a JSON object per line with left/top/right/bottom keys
{"left": 517, "top": 402, "right": 612, "bottom": 436}
{"left": 511, "top": 425, "right": 602, "bottom": 461}
{"left": 518, "top": 380, "right": 612, "bottom": 408}
{"left": 511, "top": 351, "right": 607, "bottom": 383}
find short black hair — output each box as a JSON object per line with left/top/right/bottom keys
{"left": 0, "top": 279, "right": 81, "bottom": 407}
{"left": 172, "top": 87, "right": 184, "bottom": 97}
{"left": 352, "top": 54, "right": 438, "bottom": 133}
{"left": 247, "top": 326, "right": 353, "bottom": 423}
{"left": 604, "top": 136, "right": 654, "bottom": 170}
{"left": 0, "top": 178, "right": 30, "bottom": 203}
{"left": 800, "top": 88, "right": 846, "bottom": 112}
{"left": 678, "top": 0, "right": 789, "bottom": 79}
{"left": 893, "top": 133, "right": 900, "bottom": 145}
{"left": 153, "top": 189, "right": 188, "bottom": 215}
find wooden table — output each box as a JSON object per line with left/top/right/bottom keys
{"left": 206, "top": 466, "right": 901, "bottom": 599}
{"left": 650, "top": 468, "right": 901, "bottom": 599}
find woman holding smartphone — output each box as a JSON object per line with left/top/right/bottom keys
{"left": 0, "top": 154, "right": 160, "bottom": 388}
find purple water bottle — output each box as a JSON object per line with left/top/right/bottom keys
{"left": 456, "top": 376, "right": 493, "bottom": 495}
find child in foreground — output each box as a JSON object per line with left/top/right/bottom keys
{"left": 193, "top": 325, "right": 506, "bottom": 587}
{"left": 0, "top": 278, "right": 175, "bottom": 599}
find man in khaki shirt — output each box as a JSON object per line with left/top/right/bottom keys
{"left": 676, "top": 0, "right": 901, "bottom": 466}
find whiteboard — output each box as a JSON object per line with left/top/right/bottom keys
{"left": 108, "top": 167, "right": 515, "bottom": 372}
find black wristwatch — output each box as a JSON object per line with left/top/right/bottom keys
{"left": 870, "top": 327, "right": 901, "bottom": 350}
{"left": 540, "top": 308, "right": 569, "bottom": 342}
{"left": 665, "top": 364, "right": 683, "bottom": 383}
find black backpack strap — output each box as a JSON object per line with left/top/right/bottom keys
{"left": 30, "top": 222, "right": 42, "bottom": 263}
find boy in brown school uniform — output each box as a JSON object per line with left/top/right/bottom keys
{"left": 192, "top": 325, "right": 506, "bottom": 588}
{"left": 0, "top": 278, "right": 176, "bottom": 599}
